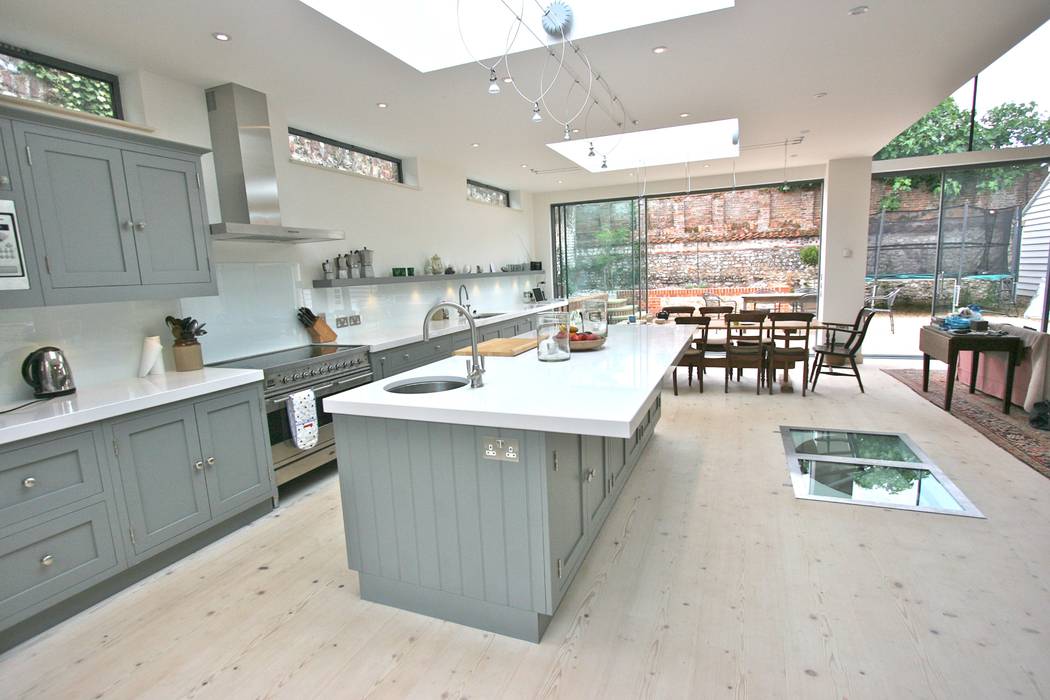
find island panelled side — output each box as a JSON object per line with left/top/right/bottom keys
{"left": 333, "top": 391, "right": 661, "bottom": 642}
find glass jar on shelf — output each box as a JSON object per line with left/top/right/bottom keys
{"left": 536, "top": 312, "right": 571, "bottom": 362}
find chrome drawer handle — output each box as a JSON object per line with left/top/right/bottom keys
{"left": 134, "top": 221, "right": 147, "bottom": 231}
{"left": 193, "top": 460, "right": 204, "bottom": 471}
{"left": 40, "top": 554, "right": 55, "bottom": 567}
{"left": 586, "top": 469, "right": 596, "bottom": 482}
{"left": 206, "top": 457, "right": 216, "bottom": 466}
{"left": 23, "top": 477, "right": 37, "bottom": 488}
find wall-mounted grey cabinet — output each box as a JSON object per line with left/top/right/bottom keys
{"left": 0, "top": 120, "right": 12, "bottom": 192}
{"left": 0, "top": 104, "right": 216, "bottom": 308}
{"left": 0, "top": 383, "right": 274, "bottom": 645}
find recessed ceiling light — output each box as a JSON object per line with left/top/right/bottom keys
{"left": 212, "top": 32, "right": 231, "bottom": 41}
{"left": 800, "top": 128, "right": 811, "bottom": 134}
{"left": 679, "top": 112, "right": 691, "bottom": 118}
{"left": 521, "top": 164, "right": 529, "bottom": 169}
{"left": 502, "top": 76, "right": 513, "bottom": 83}
{"left": 652, "top": 46, "right": 669, "bottom": 54}
{"left": 557, "top": 179, "right": 563, "bottom": 184}
{"left": 571, "top": 128, "right": 580, "bottom": 133}
{"left": 471, "top": 143, "right": 480, "bottom": 148}
{"left": 814, "top": 92, "right": 828, "bottom": 98}
{"left": 703, "top": 163, "right": 710, "bottom": 168}
{"left": 848, "top": 5, "right": 869, "bottom": 15}
{"left": 376, "top": 102, "right": 388, "bottom": 109}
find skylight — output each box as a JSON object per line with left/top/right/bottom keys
{"left": 547, "top": 119, "right": 740, "bottom": 172}
{"left": 297, "top": 0, "right": 734, "bottom": 73}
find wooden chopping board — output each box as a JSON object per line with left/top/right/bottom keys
{"left": 453, "top": 336, "right": 538, "bottom": 357}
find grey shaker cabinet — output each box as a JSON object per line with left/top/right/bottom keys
{"left": 0, "top": 119, "right": 11, "bottom": 192}
{"left": 5, "top": 107, "right": 217, "bottom": 306}
{"left": 111, "top": 404, "right": 212, "bottom": 557}
{"left": 194, "top": 389, "right": 273, "bottom": 517}
{"left": 22, "top": 131, "right": 141, "bottom": 289}
{"left": 546, "top": 433, "right": 587, "bottom": 603}
{"left": 122, "top": 151, "right": 211, "bottom": 284}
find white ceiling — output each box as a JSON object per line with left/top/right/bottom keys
{"left": 3, "top": 0, "right": 1049, "bottom": 193}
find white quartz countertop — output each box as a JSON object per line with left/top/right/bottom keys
{"left": 0, "top": 368, "right": 263, "bottom": 446}
{"left": 324, "top": 324, "right": 694, "bottom": 438}
{"left": 365, "top": 301, "right": 567, "bottom": 352}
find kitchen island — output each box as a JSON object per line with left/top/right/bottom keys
{"left": 323, "top": 324, "right": 695, "bottom": 641}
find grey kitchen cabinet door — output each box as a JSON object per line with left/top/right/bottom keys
{"left": 194, "top": 389, "right": 273, "bottom": 517}
{"left": 0, "top": 120, "right": 11, "bottom": 191}
{"left": 22, "top": 132, "right": 140, "bottom": 288}
{"left": 547, "top": 433, "right": 586, "bottom": 599}
{"left": 111, "top": 405, "right": 210, "bottom": 556}
{"left": 581, "top": 436, "right": 607, "bottom": 527}
{"left": 480, "top": 327, "right": 501, "bottom": 342}
{"left": 606, "top": 436, "right": 627, "bottom": 486}
{"left": 122, "top": 151, "right": 210, "bottom": 284}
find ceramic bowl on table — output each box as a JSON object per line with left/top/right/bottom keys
{"left": 569, "top": 336, "right": 606, "bottom": 351}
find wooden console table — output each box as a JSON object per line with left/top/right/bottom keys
{"left": 919, "top": 326, "right": 1023, "bottom": 414}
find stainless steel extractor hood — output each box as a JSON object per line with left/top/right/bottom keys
{"left": 205, "top": 83, "right": 344, "bottom": 243}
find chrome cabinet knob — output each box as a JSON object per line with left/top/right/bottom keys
{"left": 586, "top": 469, "right": 596, "bottom": 482}
{"left": 0, "top": 175, "right": 10, "bottom": 187}
{"left": 193, "top": 460, "right": 204, "bottom": 471}
{"left": 206, "top": 457, "right": 216, "bottom": 466}
{"left": 123, "top": 220, "right": 133, "bottom": 231}
{"left": 23, "top": 476, "right": 37, "bottom": 488}
{"left": 40, "top": 554, "right": 55, "bottom": 567}
{"left": 134, "top": 221, "right": 147, "bottom": 231}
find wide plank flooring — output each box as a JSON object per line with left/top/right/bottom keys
{"left": 2, "top": 362, "right": 1048, "bottom": 699}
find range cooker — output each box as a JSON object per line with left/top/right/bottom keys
{"left": 209, "top": 344, "right": 371, "bottom": 485}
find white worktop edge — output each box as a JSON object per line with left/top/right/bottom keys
{"left": 0, "top": 368, "right": 263, "bottom": 447}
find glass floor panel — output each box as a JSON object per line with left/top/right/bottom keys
{"left": 789, "top": 428, "right": 921, "bottom": 463}
{"left": 781, "top": 427, "right": 983, "bottom": 518}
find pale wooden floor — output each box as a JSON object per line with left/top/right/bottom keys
{"left": 2, "top": 363, "right": 1049, "bottom": 699}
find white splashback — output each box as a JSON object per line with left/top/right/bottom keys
{"left": 0, "top": 300, "right": 177, "bottom": 404}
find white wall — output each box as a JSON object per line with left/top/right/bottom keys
{"left": 0, "top": 69, "right": 536, "bottom": 404}
{"left": 818, "top": 158, "right": 873, "bottom": 323}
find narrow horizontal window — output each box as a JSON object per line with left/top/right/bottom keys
{"left": 0, "top": 42, "right": 122, "bottom": 119}
{"left": 288, "top": 128, "right": 402, "bottom": 183}
{"left": 467, "top": 179, "right": 510, "bottom": 207}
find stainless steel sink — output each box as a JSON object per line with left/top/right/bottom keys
{"left": 472, "top": 312, "right": 506, "bottom": 319}
{"left": 384, "top": 376, "right": 470, "bottom": 394}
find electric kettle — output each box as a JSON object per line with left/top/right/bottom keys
{"left": 21, "top": 347, "right": 76, "bottom": 398}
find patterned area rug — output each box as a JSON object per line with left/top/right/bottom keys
{"left": 883, "top": 368, "right": 1050, "bottom": 480}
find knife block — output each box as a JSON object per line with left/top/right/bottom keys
{"left": 307, "top": 317, "right": 338, "bottom": 343}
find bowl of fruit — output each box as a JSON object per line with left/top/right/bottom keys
{"left": 568, "top": 326, "right": 606, "bottom": 351}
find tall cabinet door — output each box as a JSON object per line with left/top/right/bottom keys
{"left": 111, "top": 405, "right": 210, "bottom": 556}
{"left": 22, "top": 132, "right": 140, "bottom": 288}
{"left": 122, "top": 152, "right": 211, "bottom": 284}
{"left": 195, "top": 389, "right": 273, "bottom": 517}
{"left": 547, "top": 433, "right": 586, "bottom": 604}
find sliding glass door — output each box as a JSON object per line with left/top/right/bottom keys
{"left": 551, "top": 198, "right": 647, "bottom": 320}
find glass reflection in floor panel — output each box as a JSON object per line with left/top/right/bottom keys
{"left": 781, "top": 427, "right": 983, "bottom": 518}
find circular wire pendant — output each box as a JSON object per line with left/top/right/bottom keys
{"left": 542, "top": 2, "right": 573, "bottom": 37}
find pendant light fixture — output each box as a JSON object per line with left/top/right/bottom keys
{"left": 563, "top": 124, "right": 572, "bottom": 140}
{"left": 587, "top": 142, "right": 595, "bottom": 157}
{"left": 601, "top": 155, "right": 608, "bottom": 169}
{"left": 487, "top": 68, "right": 501, "bottom": 95}
{"left": 531, "top": 102, "right": 543, "bottom": 123}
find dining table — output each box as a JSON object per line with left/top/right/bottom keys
{"left": 740, "top": 291, "right": 809, "bottom": 310}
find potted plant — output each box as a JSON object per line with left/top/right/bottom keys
{"left": 165, "top": 316, "right": 208, "bottom": 371}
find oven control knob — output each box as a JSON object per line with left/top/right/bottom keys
{"left": 281, "top": 377, "right": 290, "bottom": 384}
{"left": 311, "top": 369, "right": 320, "bottom": 376}
{"left": 292, "top": 372, "right": 302, "bottom": 380}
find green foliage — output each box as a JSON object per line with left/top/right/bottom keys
{"left": 7, "top": 56, "right": 114, "bottom": 118}
{"left": 874, "top": 97, "right": 1050, "bottom": 211}
{"left": 799, "top": 245, "right": 819, "bottom": 267}
{"left": 852, "top": 466, "right": 924, "bottom": 494}
{"left": 568, "top": 227, "right": 639, "bottom": 294}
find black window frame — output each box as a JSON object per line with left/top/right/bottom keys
{"left": 0, "top": 41, "right": 123, "bottom": 120}
{"left": 466, "top": 178, "right": 511, "bottom": 207}
{"left": 287, "top": 127, "right": 403, "bottom": 183}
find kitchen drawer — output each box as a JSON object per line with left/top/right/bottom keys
{"left": 0, "top": 428, "right": 105, "bottom": 530}
{"left": 0, "top": 501, "right": 120, "bottom": 622}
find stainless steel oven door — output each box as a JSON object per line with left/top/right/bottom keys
{"left": 265, "top": 370, "right": 371, "bottom": 484}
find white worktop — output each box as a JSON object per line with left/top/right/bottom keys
{"left": 364, "top": 300, "right": 567, "bottom": 352}
{"left": 0, "top": 368, "right": 263, "bottom": 446}
{"left": 324, "top": 324, "right": 695, "bottom": 438}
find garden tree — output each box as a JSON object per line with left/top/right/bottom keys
{"left": 875, "top": 98, "right": 1050, "bottom": 210}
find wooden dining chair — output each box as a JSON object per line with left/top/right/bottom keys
{"left": 661, "top": 305, "right": 696, "bottom": 317}
{"left": 671, "top": 316, "right": 711, "bottom": 394}
{"left": 766, "top": 312, "right": 815, "bottom": 396}
{"left": 723, "top": 311, "right": 768, "bottom": 394}
{"left": 811, "top": 310, "right": 876, "bottom": 393}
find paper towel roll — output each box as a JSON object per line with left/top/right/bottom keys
{"left": 139, "top": 336, "right": 163, "bottom": 377}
